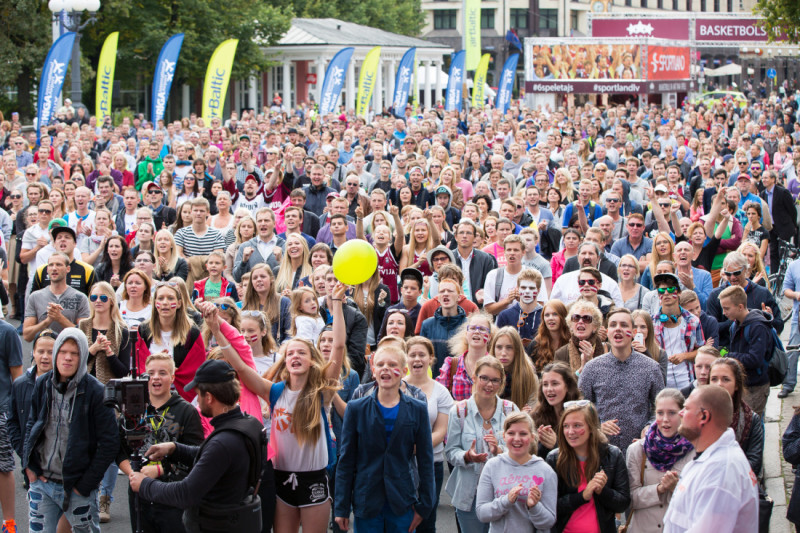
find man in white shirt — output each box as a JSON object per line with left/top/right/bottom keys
{"left": 551, "top": 242, "right": 623, "bottom": 307}
{"left": 664, "top": 385, "right": 758, "bottom": 533}
{"left": 64, "top": 186, "right": 96, "bottom": 250}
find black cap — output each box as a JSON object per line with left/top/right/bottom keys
{"left": 400, "top": 267, "right": 424, "bottom": 289}
{"left": 185, "top": 360, "right": 236, "bottom": 391}
{"left": 287, "top": 127, "right": 298, "bottom": 134}
{"left": 51, "top": 225, "right": 76, "bottom": 242}
{"left": 653, "top": 273, "right": 681, "bottom": 289}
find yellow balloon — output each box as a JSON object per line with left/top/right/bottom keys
{"left": 332, "top": 240, "right": 378, "bottom": 286}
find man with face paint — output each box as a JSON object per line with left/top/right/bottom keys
{"left": 651, "top": 272, "right": 704, "bottom": 391}
{"left": 579, "top": 307, "right": 665, "bottom": 454}
{"left": 496, "top": 269, "right": 544, "bottom": 347}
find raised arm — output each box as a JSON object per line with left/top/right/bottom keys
{"left": 704, "top": 188, "right": 726, "bottom": 238}
{"left": 325, "top": 283, "right": 347, "bottom": 384}
{"left": 197, "top": 301, "right": 273, "bottom": 400}
{"left": 390, "top": 205, "right": 405, "bottom": 254}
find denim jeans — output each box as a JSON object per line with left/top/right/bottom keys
{"left": 455, "top": 499, "right": 489, "bottom": 533}
{"left": 784, "top": 320, "right": 800, "bottom": 391}
{"left": 355, "top": 506, "right": 414, "bottom": 533}
{"left": 28, "top": 479, "right": 100, "bottom": 533}
{"left": 416, "top": 461, "right": 444, "bottom": 533}
{"left": 99, "top": 462, "right": 118, "bottom": 499}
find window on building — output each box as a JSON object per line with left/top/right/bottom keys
{"left": 570, "top": 10, "right": 579, "bottom": 31}
{"left": 433, "top": 9, "right": 457, "bottom": 30}
{"left": 640, "top": 0, "right": 647, "bottom": 7}
{"left": 657, "top": 0, "right": 663, "bottom": 7}
{"left": 510, "top": 8, "right": 528, "bottom": 29}
{"left": 727, "top": 0, "right": 732, "bottom": 10}
{"left": 713, "top": 0, "right": 720, "bottom": 10}
{"left": 539, "top": 9, "right": 558, "bottom": 30}
{"left": 700, "top": 0, "right": 706, "bottom": 9}
{"left": 481, "top": 8, "right": 495, "bottom": 30}
{"left": 686, "top": 0, "right": 692, "bottom": 10}
{"left": 672, "top": 0, "right": 678, "bottom": 8}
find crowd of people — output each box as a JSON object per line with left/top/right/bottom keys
{"left": 1, "top": 87, "right": 800, "bottom": 533}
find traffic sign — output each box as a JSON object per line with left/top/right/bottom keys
{"left": 767, "top": 68, "right": 777, "bottom": 79}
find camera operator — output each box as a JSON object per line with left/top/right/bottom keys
{"left": 116, "top": 353, "right": 203, "bottom": 533}
{"left": 22, "top": 328, "right": 119, "bottom": 532}
{"left": 128, "top": 359, "right": 264, "bottom": 533}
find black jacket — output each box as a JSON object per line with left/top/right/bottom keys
{"left": 153, "top": 257, "right": 189, "bottom": 281}
{"left": 726, "top": 309, "right": 774, "bottom": 388}
{"left": 761, "top": 184, "right": 797, "bottom": 240}
{"left": 23, "top": 369, "right": 119, "bottom": 496}
{"left": 454, "top": 248, "right": 498, "bottom": 305}
{"left": 739, "top": 410, "right": 765, "bottom": 475}
{"left": 8, "top": 367, "right": 37, "bottom": 457}
{"left": 139, "top": 407, "right": 259, "bottom": 510}
{"left": 706, "top": 280, "right": 783, "bottom": 347}
{"left": 302, "top": 208, "right": 321, "bottom": 240}
{"left": 150, "top": 205, "right": 177, "bottom": 232}
{"left": 321, "top": 299, "right": 368, "bottom": 378}
{"left": 303, "top": 183, "right": 336, "bottom": 216}
{"left": 546, "top": 444, "right": 630, "bottom": 533}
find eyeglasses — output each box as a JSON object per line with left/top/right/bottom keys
{"left": 577, "top": 279, "right": 597, "bottom": 287}
{"left": 723, "top": 269, "right": 744, "bottom": 277}
{"left": 467, "top": 325, "right": 491, "bottom": 334}
{"left": 571, "top": 314, "right": 594, "bottom": 324}
{"left": 563, "top": 399, "right": 591, "bottom": 409}
{"left": 90, "top": 294, "right": 109, "bottom": 302}
{"left": 657, "top": 286, "right": 679, "bottom": 294}
{"left": 431, "top": 255, "right": 449, "bottom": 263}
{"left": 477, "top": 375, "right": 502, "bottom": 387}
{"left": 135, "top": 257, "right": 153, "bottom": 264}
{"left": 38, "top": 209, "right": 52, "bottom": 215}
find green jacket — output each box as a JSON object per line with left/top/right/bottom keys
{"left": 135, "top": 156, "right": 164, "bottom": 190}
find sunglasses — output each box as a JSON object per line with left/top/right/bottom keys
{"left": 606, "top": 198, "right": 619, "bottom": 203}
{"left": 10, "top": 195, "right": 22, "bottom": 199}
{"left": 155, "top": 280, "right": 180, "bottom": 288}
{"left": 657, "top": 286, "right": 679, "bottom": 294}
{"left": 723, "top": 269, "right": 744, "bottom": 277}
{"left": 90, "top": 294, "right": 109, "bottom": 302}
{"left": 38, "top": 209, "right": 52, "bottom": 215}
{"left": 215, "top": 303, "right": 232, "bottom": 311}
{"left": 564, "top": 399, "right": 591, "bottom": 409}
{"left": 628, "top": 222, "right": 644, "bottom": 228}
{"left": 571, "top": 314, "right": 594, "bottom": 323}
{"left": 26, "top": 172, "right": 37, "bottom": 176}
{"left": 578, "top": 279, "right": 597, "bottom": 287}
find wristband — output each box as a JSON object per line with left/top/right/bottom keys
{"left": 217, "top": 343, "right": 232, "bottom": 350}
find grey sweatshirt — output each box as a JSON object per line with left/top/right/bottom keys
{"left": 475, "top": 452, "right": 558, "bottom": 533}
{"left": 38, "top": 328, "right": 90, "bottom": 481}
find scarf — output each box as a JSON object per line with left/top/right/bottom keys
{"left": 642, "top": 421, "right": 694, "bottom": 472}
{"left": 731, "top": 401, "right": 754, "bottom": 447}
{"left": 78, "top": 318, "right": 121, "bottom": 385}
{"left": 567, "top": 333, "right": 601, "bottom": 371}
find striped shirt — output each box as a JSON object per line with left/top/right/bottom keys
{"left": 174, "top": 226, "right": 225, "bottom": 257}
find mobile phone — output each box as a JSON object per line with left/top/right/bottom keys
{"left": 634, "top": 333, "right": 644, "bottom": 345}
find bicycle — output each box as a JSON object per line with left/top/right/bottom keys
{"left": 769, "top": 238, "right": 800, "bottom": 303}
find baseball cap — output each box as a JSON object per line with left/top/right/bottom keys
{"left": 400, "top": 268, "right": 424, "bottom": 289}
{"left": 737, "top": 173, "right": 751, "bottom": 181}
{"left": 435, "top": 186, "right": 450, "bottom": 196}
{"left": 244, "top": 173, "right": 260, "bottom": 184}
{"left": 185, "top": 360, "right": 236, "bottom": 391}
{"left": 722, "top": 154, "right": 734, "bottom": 164}
{"left": 409, "top": 166, "right": 424, "bottom": 175}
{"left": 653, "top": 273, "right": 681, "bottom": 289}
{"left": 654, "top": 184, "right": 669, "bottom": 194}
{"left": 327, "top": 191, "right": 340, "bottom": 200}
{"left": 51, "top": 224, "right": 76, "bottom": 241}
{"left": 146, "top": 182, "right": 162, "bottom": 193}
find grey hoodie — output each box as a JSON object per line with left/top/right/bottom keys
{"left": 434, "top": 185, "right": 453, "bottom": 210}
{"left": 39, "top": 328, "right": 90, "bottom": 481}
{"left": 476, "top": 452, "right": 558, "bottom": 533}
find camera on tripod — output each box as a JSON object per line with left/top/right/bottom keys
{"left": 104, "top": 376, "right": 151, "bottom": 418}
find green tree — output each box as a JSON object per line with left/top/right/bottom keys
{"left": 83, "top": 0, "right": 292, "bottom": 95}
{"left": 754, "top": 0, "right": 799, "bottom": 44}
{"left": 0, "top": 0, "right": 54, "bottom": 121}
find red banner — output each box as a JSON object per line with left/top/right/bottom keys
{"left": 591, "top": 18, "right": 690, "bottom": 40}
{"left": 647, "top": 46, "right": 691, "bottom": 80}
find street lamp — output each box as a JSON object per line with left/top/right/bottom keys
{"left": 48, "top": 0, "right": 101, "bottom": 107}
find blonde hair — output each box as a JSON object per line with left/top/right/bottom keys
{"left": 150, "top": 283, "right": 193, "bottom": 346}
{"left": 145, "top": 352, "right": 176, "bottom": 374}
{"left": 154, "top": 229, "right": 179, "bottom": 277}
{"left": 490, "top": 327, "right": 539, "bottom": 410}
{"left": 243, "top": 264, "right": 281, "bottom": 329}
{"left": 737, "top": 241, "right": 770, "bottom": 290}
{"left": 503, "top": 412, "right": 539, "bottom": 454}
{"left": 471, "top": 356, "right": 506, "bottom": 396}
{"left": 449, "top": 312, "right": 495, "bottom": 356}
{"left": 266, "top": 338, "right": 339, "bottom": 446}
{"left": 241, "top": 310, "right": 278, "bottom": 355}
{"left": 89, "top": 282, "right": 126, "bottom": 343}
{"left": 289, "top": 286, "right": 319, "bottom": 335}
{"left": 275, "top": 234, "right": 312, "bottom": 294}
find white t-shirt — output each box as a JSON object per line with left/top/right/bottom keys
{"left": 270, "top": 386, "right": 329, "bottom": 472}
{"left": 425, "top": 381, "right": 455, "bottom": 463}
{"left": 149, "top": 330, "right": 174, "bottom": 357}
{"left": 120, "top": 300, "right": 152, "bottom": 329}
{"left": 234, "top": 194, "right": 266, "bottom": 215}
{"left": 482, "top": 268, "right": 548, "bottom": 311}
{"left": 663, "top": 319, "right": 691, "bottom": 390}
{"left": 21, "top": 225, "right": 50, "bottom": 276}
{"left": 549, "top": 270, "right": 623, "bottom": 307}
{"left": 65, "top": 210, "right": 97, "bottom": 249}
{"left": 253, "top": 353, "right": 278, "bottom": 376}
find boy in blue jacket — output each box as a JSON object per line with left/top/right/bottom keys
{"left": 335, "top": 345, "right": 435, "bottom": 532}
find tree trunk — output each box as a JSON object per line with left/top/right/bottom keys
{"left": 16, "top": 65, "right": 33, "bottom": 123}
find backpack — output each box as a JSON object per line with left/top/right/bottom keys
{"left": 740, "top": 323, "right": 788, "bottom": 387}
{"left": 268, "top": 381, "right": 337, "bottom": 473}
{"left": 197, "top": 414, "right": 266, "bottom": 495}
